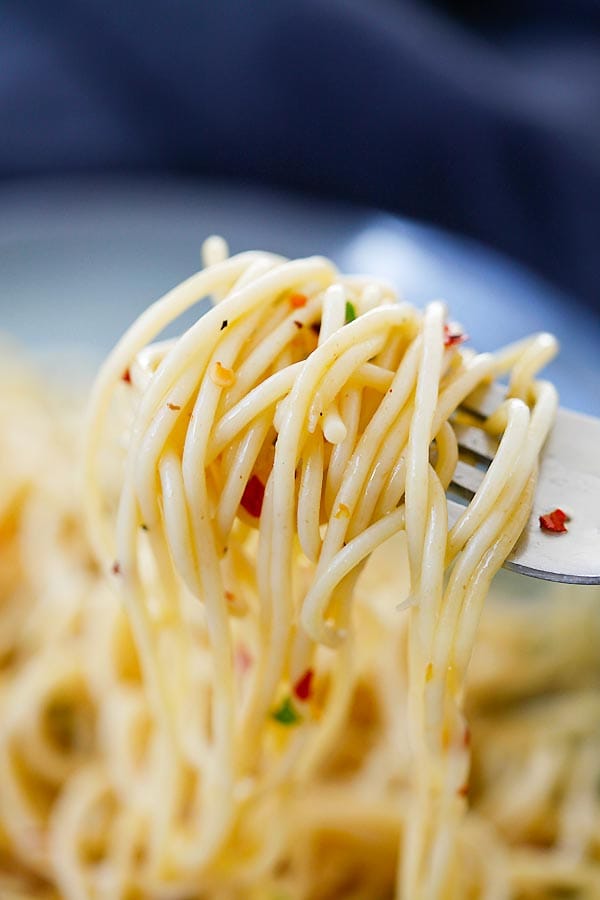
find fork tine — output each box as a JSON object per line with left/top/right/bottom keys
{"left": 454, "top": 424, "right": 498, "bottom": 462}
{"left": 461, "top": 381, "right": 507, "bottom": 419}
{"left": 450, "top": 460, "right": 485, "bottom": 497}
{"left": 450, "top": 378, "right": 600, "bottom": 584}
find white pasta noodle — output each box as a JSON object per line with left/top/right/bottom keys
{"left": 1, "top": 243, "right": 599, "bottom": 900}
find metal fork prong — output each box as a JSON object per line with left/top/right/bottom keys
{"left": 450, "top": 460, "right": 485, "bottom": 497}
{"left": 451, "top": 377, "right": 600, "bottom": 584}
{"left": 454, "top": 424, "right": 498, "bottom": 462}
{"left": 461, "top": 381, "right": 507, "bottom": 419}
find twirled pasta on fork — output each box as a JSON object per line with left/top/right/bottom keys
{"left": 83, "top": 238, "right": 557, "bottom": 898}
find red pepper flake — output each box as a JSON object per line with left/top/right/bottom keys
{"left": 457, "top": 783, "right": 469, "bottom": 798}
{"left": 167, "top": 402, "right": 181, "bottom": 411}
{"left": 289, "top": 293, "right": 308, "bottom": 309}
{"left": 111, "top": 561, "right": 121, "bottom": 575}
{"left": 293, "top": 668, "right": 314, "bottom": 702}
{"left": 293, "top": 319, "right": 303, "bottom": 329}
{"left": 539, "top": 508, "right": 570, "bottom": 533}
{"left": 121, "top": 368, "right": 131, "bottom": 383}
{"left": 234, "top": 643, "right": 253, "bottom": 675}
{"left": 463, "top": 725, "right": 471, "bottom": 748}
{"left": 443, "top": 323, "right": 469, "bottom": 348}
{"left": 225, "top": 590, "right": 235, "bottom": 603}
{"left": 240, "top": 474, "right": 265, "bottom": 518}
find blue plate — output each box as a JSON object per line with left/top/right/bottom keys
{"left": 0, "top": 176, "right": 597, "bottom": 415}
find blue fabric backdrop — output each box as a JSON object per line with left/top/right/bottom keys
{"left": 2, "top": 0, "right": 599, "bottom": 311}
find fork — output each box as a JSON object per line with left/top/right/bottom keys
{"left": 449, "top": 383, "right": 600, "bottom": 585}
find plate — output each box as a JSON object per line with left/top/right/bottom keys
{"left": 0, "top": 176, "right": 597, "bottom": 414}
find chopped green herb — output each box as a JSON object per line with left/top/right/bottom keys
{"left": 345, "top": 301, "right": 356, "bottom": 323}
{"left": 271, "top": 696, "right": 301, "bottom": 726}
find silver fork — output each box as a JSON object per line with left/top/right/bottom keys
{"left": 449, "top": 383, "right": 600, "bottom": 585}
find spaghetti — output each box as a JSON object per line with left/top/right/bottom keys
{"left": 1, "top": 242, "right": 599, "bottom": 899}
